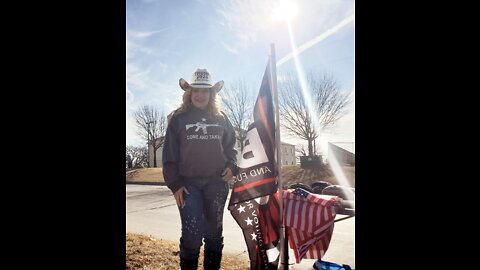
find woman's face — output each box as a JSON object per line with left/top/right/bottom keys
{"left": 191, "top": 88, "right": 211, "bottom": 109}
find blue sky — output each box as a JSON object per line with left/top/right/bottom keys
{"left": 127, "top": 0, "right": 355, "bottom": 157}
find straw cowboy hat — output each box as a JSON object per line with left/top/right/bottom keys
{"left": 179, "top": 68, "right": 224, "bottom": 92}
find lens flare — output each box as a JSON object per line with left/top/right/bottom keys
{"left": 272, "top": 0, "right": 298, "bottom": 22}
{"left": 284, "top": 20, "right": 354, "bottom": 191}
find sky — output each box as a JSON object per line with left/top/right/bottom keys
{"left": 126, "top": 0, "right": 355, "bottom": 158}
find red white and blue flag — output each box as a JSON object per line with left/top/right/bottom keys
{"left": 283, "top": 188, "right": 338, "bottom": 263}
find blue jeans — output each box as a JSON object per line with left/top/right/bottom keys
{"left": 178, "top": 176, "right": 229, "bottom": 260}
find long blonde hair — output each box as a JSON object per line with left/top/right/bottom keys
{"left": 172, "top": 88, "right": 221, "bottom": 119}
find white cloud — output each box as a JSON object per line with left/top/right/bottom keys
{"left": 129, "top": 28, "right": 170, "bottom": 39}
{"left": 126, "top": 28, "right": 170, "bottom": 59}
{"left": 215, "top": 0, "right": 275, "bottom": 53}
{"left": 127, "top": 64, "right": 155, "bottom": 91}
{"left": 126, "top": 85, "right": 181, "bottom": 147}
{"left": 214, "top": 0, "right": 353, "bottom": 55}
{"left": 127, "top": 40, "right": 156, "bottom": 59}
{"left": 141, "top": 0, "right": 161, "bottom": 3}
{"left": 220, "top": 41, "right": 240, "bottom": 55}
{"left": 126, "top": 62, "right": 183, "bottom": 146}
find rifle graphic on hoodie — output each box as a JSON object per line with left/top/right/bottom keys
{"left": 185, "top": 118, "right": 219, "bottom": 135}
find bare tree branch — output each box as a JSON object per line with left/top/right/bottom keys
{"left": 279, "top": 71, "right": 351, "bottom": 156}
{"left": 126, "top": 146, "right": 148, "bottom": 168}
{"left": 219, "top": 79, "right": 254, "bottom": 152}
{"left": 133, "top": 105, "right": 166, "bottom": 167}
{"left": 296, "top": 145, "right": 307, "bottom": 156}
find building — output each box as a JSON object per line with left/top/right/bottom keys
{"left": 235, "top": 141, "right": 296, "bottom": 166}
{"left": 280, "top": 142, "right": 296, "bottom": 166}
{"left": 328, "top": 142, "right": 355, "bottom": 166}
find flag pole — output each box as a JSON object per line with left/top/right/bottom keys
{"left": 270, "top": 43, "right": 288, "bottom": 269}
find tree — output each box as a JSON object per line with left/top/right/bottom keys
{"left": 220, "top": 79, "right": 253, "bottom": 152}
{"left": 134, "top": 105, "right": 166, "bottom": 167}
{"left": 279, "top": 71, "right": 351, "bottom": 157}
{"left": 126, "top": 145, "right": 149, "bottom": 168}
{"left": 296, "top": 144, "right": 308, "bottom": 157}
{"left": 126, "top": 154, "right": 133, "bottom": 168}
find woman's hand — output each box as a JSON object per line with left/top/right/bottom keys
{"left": 221, "top": 167, "right": 233, "bottom": 181}
{"left": 174, "top": 187, "right": 190, "bottom": 208}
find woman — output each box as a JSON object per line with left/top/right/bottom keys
{"left": 162, "top": 68, "right": 237, "bottom": 270}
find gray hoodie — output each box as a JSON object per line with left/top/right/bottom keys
{"left": 162, "top": 107, "right": 237, "bottom": 193}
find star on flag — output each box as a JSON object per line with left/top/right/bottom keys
{"left": 237, "top": 205, "right": 246, "bottom": 213}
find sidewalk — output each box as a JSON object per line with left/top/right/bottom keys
{"left": 125, "top": 181, "right": 165, "bottom": 185}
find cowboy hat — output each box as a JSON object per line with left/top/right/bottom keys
{"left": 179, "top": 68, "right": 224, "bottom": 92}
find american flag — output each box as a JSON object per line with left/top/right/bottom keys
{"left": 283, "top": 188, "right": 338, "bottom": 263}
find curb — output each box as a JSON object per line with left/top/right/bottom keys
{"left": 126, "top": 181, "right": 166, "bottom": 186}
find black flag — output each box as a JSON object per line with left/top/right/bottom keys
{"left": 230, "top": 194, "right": 281, "bottom": 270}
{"left": 229, "top": 58, "right": 280, "bottom": 269}
{"left": 228, "top": 58, "right": 277, "bottom": 206}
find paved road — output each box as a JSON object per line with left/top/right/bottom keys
{"left": 126, "top": 184, "right": 355, "bottom": 269}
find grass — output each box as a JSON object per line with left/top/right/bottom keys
{"left": 126, "top": 233, "right": 249, "bottom": 270}
{"left": 281, "top": 164, "right": 355, "bottom": 188}
{"left": 126, "top": 168, "right": 164, "bottom": 183}
{"left": 126, "top": 165, "right": 355, "bottom": 188}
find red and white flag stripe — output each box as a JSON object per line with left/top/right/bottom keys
{"left": 282, "top": 189, "right": 337, "bottom": 263}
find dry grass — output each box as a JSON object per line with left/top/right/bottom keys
{"left": 126, "top": 165, "right": 355, "bottom": 188}
{"left": 126, "top": 168, "right": 164, "bottom": 183}
{"left": 281, "top": 165, "right": 355, "bottom": 188}
{"left": 126, "top": 233, "right": 249, "bottom": 270}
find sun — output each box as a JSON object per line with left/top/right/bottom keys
{"left": 272, "top": 0, "right": 298, "bottom": 22}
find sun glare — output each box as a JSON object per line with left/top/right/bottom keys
{"left": 272, "top": 0, "right": 298, "bottom": 22}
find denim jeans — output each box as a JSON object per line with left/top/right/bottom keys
{"left": 178, "top": 176, "right": 229, "bottom": 260}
